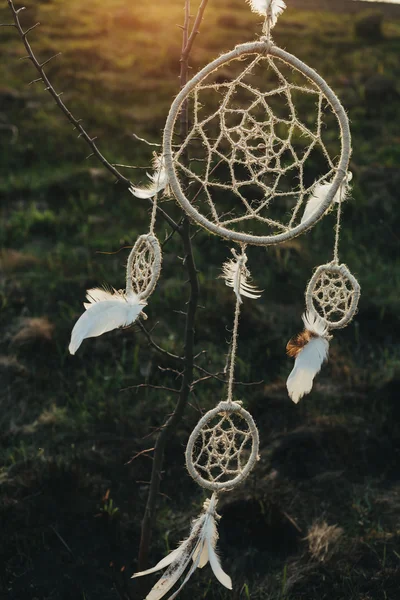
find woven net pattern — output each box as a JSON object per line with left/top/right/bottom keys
{"left": 126, "top": 234, "right": 162, "bottom": 300}
{"left": 167, "top": 49, "right": 349, "bottom": 244}
{"left": 186, "top": 402, "right": 259, "bottom": 491}
{"left": 306, "top": 264, "right": 360, "bottom": 329}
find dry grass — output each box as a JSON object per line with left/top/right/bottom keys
{"left": 0, "top": 249, "right": 39, "bottom": 273}
{"left": 305, "top": 520, "right": 344, "bottom": 562}
{"left": 12, "top": 317, "right": 54, "bottom": 345}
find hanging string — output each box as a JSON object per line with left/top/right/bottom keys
{"left": 226, "top": 293, "right": 241, "bottom": 404}
{"left": 149, "top": 193, "right": 158, "bottom": 236}
{"left": 332, "top": 175, "right": 344, "bottom": 265}
{"left": 263, "top": 0, "right": 272, "bottom": 39}
{"left": 226, "top": 245, "right": 247, "bottom": 404}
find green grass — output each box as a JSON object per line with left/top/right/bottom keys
{"left": 1, "top": 1, "right": 400, "bottom": 599}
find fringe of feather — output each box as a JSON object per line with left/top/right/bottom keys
{"left": 69, "top": 287, "right": 146, "bottom": 355}
{"left": 246, "top": 0, "right": 286, "bottom": 27}
{"left": 286, "top": 311, "right": 330, "bottom": 403}
{"left": 221, "top": 249, "right": 261, "bottom": 304}
{"left": 300, "top": 173, "right": 352, "bottom": 225}
{"left": 130, "top": 154, "right": 170, "bottom": 199}
{"left": 132, "top": 495, "right": 231, "bottom": 600}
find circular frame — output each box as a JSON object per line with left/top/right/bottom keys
{"left": 126, "top": 234, "right": 162, "bottom": 300}
{"left": 185, "top": 401, "right": 260, "bottom": 492}
{"left": 306, "top": 263, "right": 361, "bottom": 329}
{"left": 163, "top": 41, "right": 352, "bottom": 246}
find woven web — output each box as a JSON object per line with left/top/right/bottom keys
{"left": 311, "top": 269, "right": 356, "bottom": 324}
{"left": 130, "top": 238, "right": 158, "bottom": 296}
{"left": 191, "top": 412, "right": 253, "bottom": 485}
{"left": 172, "top": 54, "right": 342, "bottom": 237}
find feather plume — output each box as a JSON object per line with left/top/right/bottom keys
{"left": 300, "top": 173, "right": 352, "bottom": 225}
{"left": 69, "top": 288, "right": 146, "bottom": 355}
{"left": 286, "top": 311, "right": 330, "bottom": 404}
{"left": 221, "top": 249, "right": 261, "bottom": 304}
{"left": 129, "top": 154, "right": 170, "bottom": 199}
{"left": 133, "top": 495, "right": 232, "bottom": 600}
{"left": 246, "top": 0, "right": 286, "bottom": 26}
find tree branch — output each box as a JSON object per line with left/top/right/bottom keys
{"left": 120, "top": 384, "right": 180, "bottom": 394}
{"left": 6, "top": 0, "right": 180, "bottom": 233}
{"left": 182, "top": 0, "right": 209, "bottom": 60}
{"left": 137, "top": 321, "right": 182, "bottom": 362}
{"left": 137, "top": 0, "right": 202, "bottom": 571}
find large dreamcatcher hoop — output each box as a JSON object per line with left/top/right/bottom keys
{"left": 134, "top": 2, "right": 360, "bottom": 598}
{"left": 163, "top": 41, "right": 352, "bottom": 246}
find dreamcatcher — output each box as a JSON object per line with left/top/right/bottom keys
{"left": 68, "top": 154, "right": 163, "bottom": 354}
{"left": 132, "top": 1, "right": 360, "bottom": 598}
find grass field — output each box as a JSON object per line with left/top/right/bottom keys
{"left": 1, "top": 1, "right": 400, "bottom": 599}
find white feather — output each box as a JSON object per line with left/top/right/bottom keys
{"left": 300, "top": 173, "right": 352, "bottom": 225}
{"left": 129, "top": 154, "right": 169, "bottom": 199}
{"left": 207, "top": 537, "right": 232, "bottom": 589}
{"left": 287, "top": 336, "right": 329, "bottom": 403}
{"left": 69, "top": 288, "right": 146, "bottom": 355}
{"left": 302, "top": 310, "right": 329, "bottom": 338}
{"left": 221, "top": 251, "right": 261, "bottom": 304}
{"left": 139, "top": 516, "right": 206, "bottom": 600}
{"left": 287, "top": 311, "right": 330, "bottom": 404}
{"left": 133, "top": 495, "right": 231, "bottom": 599}
{"left": 192, "top": 534, "right": 209, "bottom": 568}
{"left": 246, "top": 0, "right": 286, "bottom": 26}
{"left": 132, "top": 548, "right": 182, "bottom": 579}
{"left": 166, "top": 543, "right": 204, "bottom": 600}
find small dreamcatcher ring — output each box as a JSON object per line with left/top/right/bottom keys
{"left": 306, "top": 263, "right": 360, "bottom": 329}
{"left": 126, "top": 234, "right": 162, "bottom": 300}
{"left": 185, "top": 401, "right": 259, "bottom": 492}
{"left": 163, "top": 41, "right": 351, "bottom": 246}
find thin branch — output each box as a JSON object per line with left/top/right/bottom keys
{"left": 158, "top": 366, "right": 184, "bottom": 378}
{"left": 132, "top": 133, "right": 161, "bottom": 147}
{"left": 50, "top": 525, "right": 77, "bottom": 561}
{"left": 191, "top": 364, "right": 263, "bottom": 388}
{"left": 120, "top": 384, "right": 180, "bottom": 394}
{"left": 112, "top": 164, "right": 149, "bottom": 170}
{"left": 138, "top": 217, "right": 199, "bottom": 571}
{"left": 125, "top": 448, "right": 155, "bottom": 465}
{"left": 138, "top": 0, "right": 204, "bottom": 570}
{"left": 6, "top": 0, "right": 180, "bottom": 233}
{"left": 6, "top": 0, "right": 126, "bottom": 182}
{"left": 182, "top": 0, "right": 209, "bottom": 59}
{"left": 23, "top": 21, "right": 40, "bottom": 36}
{"left": 137, "top": 321, "right": 182, "bottom": 362}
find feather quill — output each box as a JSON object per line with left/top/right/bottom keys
{"left": 286, "top": 311, "right": 330, "bottom": 404}
{"left": 300, "top": 173, "right": 352, "bottom": 225}
{"left": 133, "top": 495, "right": 232, "bottom": 600}
{"left": 69, "top": 288, "right": 146, "bottom": 355}
{"left": 130, "top": 154, "right": 169, "bottom": 199}
{"left": 246, "top": 0, "right": 286, "bottom": 26}
{"left": 221, "top": 250, "right": 261, "bottom": 304}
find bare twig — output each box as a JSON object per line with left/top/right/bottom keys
{"left": 6, "top": 0, "right": 179, "bottom": 233}
{"left": 125, "top": 448, "right": 155, "bottom": 465}
{"left": 50, "top": 525, "right": 77, "bottom": 561}
{"left": 137, "top": 321, "right": 182, "bottom": 362}
{"left": 120, "top": 384, "right": 180, "bottom": 394}
{"left": 137, "top": 1, "right": 203, "bottom": 571}
{"left": 191, "top": 365, "right": 263, "bottom": 388}
{"left": 182, "top": 0, "right": 209, "bottom": 61}
{"left": 132, "top": 133, "right": 162, "bottom": 147}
